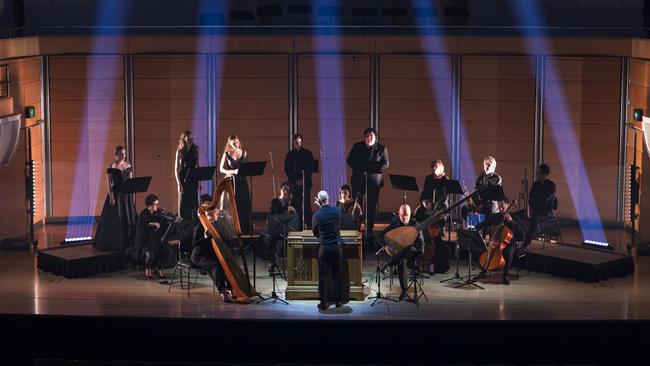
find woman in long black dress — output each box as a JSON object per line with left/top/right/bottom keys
{"left": 219, "top": 134, "right": 251, "bottom": 234}
{"left": 94, "top": 145, "right": 137, "bottom": 253}
{"left": 175, "top": 130, "right": 200, "bottom": 221}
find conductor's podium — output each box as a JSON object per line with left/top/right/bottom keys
{"left": 286, "top": 230, "right": 365, "bottom": 301}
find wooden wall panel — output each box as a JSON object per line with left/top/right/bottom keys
{"left": 50, "top": 55, "right": 125, "bottom": 217}
{"left": 216, "top": 55, "right": 288, "bottom": 216}
{"left": 133, "top": 55, "right": 208, "bottom": 213}
{"left": 0, "top": 57, "right": 43, "bottom": 239}
{"left": 543, "top": 57, "right": 621, "bottom": 222}
{"left": 380, "top": 55, "right": 453, "bottom": 212}
{"left": 460, "top": 56, "right": 536, "bottom": 205}
{"left": 296, "top": 55, "right": 369, "bottom": 212}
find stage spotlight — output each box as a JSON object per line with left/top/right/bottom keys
{"left": 582, "top": 239, "right": 613, "bottom": 250}
{"left": 633, "top": 108, "right": 643, "bottom": 121}
{"left": 61, "top": 236, "right": 93, "bottom": 245}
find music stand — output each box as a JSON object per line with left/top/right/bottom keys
{"left": 258, "top": 213, "right": 299, "bottom": 305}
{"left": 267, "top": 213, "right": 299, "bottom": 279}
{"left": 120, "top": 176, "right": 152, "bottom": 254}
{"left": 389, "top": 174, "right": 419, "bottom": 204}
{"left": 479, "top": 185, "right": 507, "bottom": 202}
{"left": 453, "top": 228, "right": 487, "bottom": 289}
{"left": 434, "top": 179, "right": 467, "bottom": 284}
{"left": 195, "top": 166, "right": 216, "bottom": 184}
{"left": 300, "top": 159, "right": 319, "bottom": 230}
{"left": 237, "top": 161, "right": 267, "bottom": 289}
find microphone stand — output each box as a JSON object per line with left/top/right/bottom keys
{"left": 301, "top": 169, "right": 306, "bottom": 230}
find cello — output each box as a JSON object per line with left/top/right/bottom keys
{"left": 478, "top": 201, "right": 516, "bottom": 272}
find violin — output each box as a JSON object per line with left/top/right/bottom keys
{"left": 479, "top": 201, "right": 516, "bottom": 272}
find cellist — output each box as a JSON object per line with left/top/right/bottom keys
{"left": 474, "top": 199, "right": 524, "bottom": 285}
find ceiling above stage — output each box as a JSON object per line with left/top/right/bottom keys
{"left": 1, "top": 0, "right": 649, "bottom": 38}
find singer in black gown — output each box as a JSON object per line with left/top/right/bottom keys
{"left": 94, "top": 146, "right": 137, "bottom": 253}
{"left": 175, "top": 130, "right": 200, "bottom": 221}
{"left": 219, "top": 135, "right": 251, "bottom": 234}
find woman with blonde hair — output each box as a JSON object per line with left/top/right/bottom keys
{"left": 175, "top": 130, "right": 200, "bottom": 220}
{"left": 219, "top": 134, "right": 251, "bottom": 233}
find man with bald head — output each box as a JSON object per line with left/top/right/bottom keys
{"left": 376, "top": 204, "right": 424, "bottom": 301}
{"left": 312, "top": 190, "right": 344, "bottom": 311}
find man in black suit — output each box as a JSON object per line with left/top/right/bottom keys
{"left": 346, "top": 127, "right": 389, "bottom": 235}
{"left": 284, "top": 133, "right": 314, "bottom": 229}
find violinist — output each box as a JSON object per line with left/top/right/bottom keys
{"left": 474, "top": 200, "right": 524, "bottom": 285}
{"left": 191, "top": 207, "right": 234, "bottom": 303}
{"left": 268, "top": 182, "right": 296, "bottom": 271}
{"left": 270, "top": 181, "right": 297, "bottom": 215}
{"left": 337, "top": 184, "right": 363, "bottom": 224}
{"left": 422, "top": 159, "right": 449, "bottom": 210}
{"left": 135, "top": 194, "right": 174, "bottom": 279}
{"left": 377, "top": 204, "right": 424, "bottom": 301}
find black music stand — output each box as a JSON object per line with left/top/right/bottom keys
{"left": 195, "top": 165, "right": 216, "bottom": 187}
{"left": 237, "top": 161, "right": 267, "bottom": 289}
{"left": 453, "top": 228, "right": 487, "bottom": 289}
{"left": 120, "top": 176, "right": 152, "bottom": 254}
{"left": 300, "top": 159, "right": 318, "bottom": 230}
{"left": 434, "top": 179, "right": 467, "bottom": 284}
{"left": 267, "top": 213, "right": 299, "bottom": 280}
{"left": 389, "top": 174, "right": 419, "bottom": 204}
{"left": 258, "top": 213, "right": 299, "bottom": 305}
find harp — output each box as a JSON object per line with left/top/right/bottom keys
{"left": 197, "top": 177, "right": 259, "bottom": 302}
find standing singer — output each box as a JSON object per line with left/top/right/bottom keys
{"left": 284, "top": 133, "right": 314, "bottom": 229}
{"left": 346, "top": 127, "right": 389, "bottom": 236}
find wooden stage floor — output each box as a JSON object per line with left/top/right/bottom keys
{"left": 1, "top": 222, "right": 648, "bottom": 321}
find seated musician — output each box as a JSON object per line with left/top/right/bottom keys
{"left": 414, "top": 193, "right": 447, "bottom": 274}
{"left": 268, "top": 181, "right": 296, "bottom": 272}
{"left": 136, "top": 194, "right": 174, "bottom": 279}
{"left": 377, "top": 204, "right": 424, "bottom": 301}
{"left": 337, "top": 184, "right": 362, "bottom": 229}
{"left": 474, "top": 199, "right": 524, "bottom": 285}
{"left": 191, "top": 207, "right": 234, "bottom": 303}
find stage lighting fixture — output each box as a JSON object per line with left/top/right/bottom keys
{"left": 319, "top": 6, "right": 343, "bottom": 16}
{"left": 257, "top": 5, "right": 282, "bottom": 16}
{"left": 287, "top": 4, "right": 312, "bottom": 15}
{"left": 352, "top": 8, "right": 378, "bottom": 16}
{"left": 61, "top": 236, "right": 93, "bottom": 245}
{"left": 633, "top": 108, "right": 643, "bottom": 121}
{"left": 582, "top": 239, "right": 613, "bottom": 250}
{"left": 24, "top": 106, "right": 35, "bottom": 118}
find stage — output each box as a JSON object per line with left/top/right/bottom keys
{"left": 0, "top": 222, "right": 647, "bottom": 321}
{"left": 0, "top": 223, "right": 649, "bottom": 365}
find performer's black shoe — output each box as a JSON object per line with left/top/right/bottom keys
{"left": 335, "top": 302, "right": 342, "bottom": 308}
{"left": 477, "top": 269, "right": 488, "bottom": 279}
{"left": 317, "top": 302, "right": 327, "bottom": 311}
{"left": 502, "top": 274, "right": 510, "bottom": 286}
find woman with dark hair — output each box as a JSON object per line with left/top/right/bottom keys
{"left": 219, "top": 134, "right": 251, "bottom": 233}
{"left": 175, "top": 130, "right": 200, "bottom": 220}
{"left": 135, "top": 194, "right": 173, "bottom": 279}
{"left": 94, "top": 145, "right": 137, "bottom": 253}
